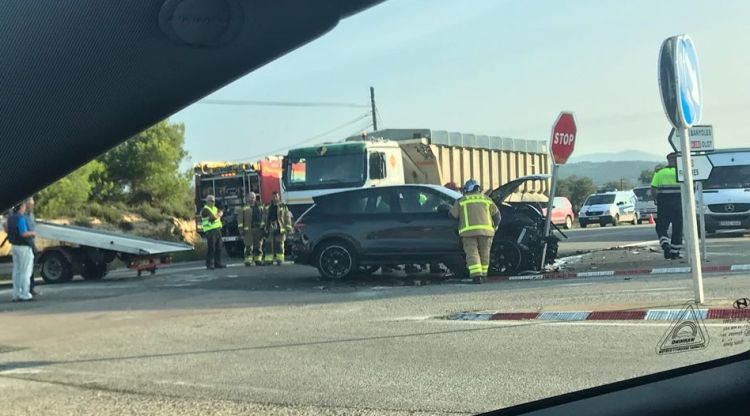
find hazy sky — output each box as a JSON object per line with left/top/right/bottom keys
{"left": 172, "top": 0, "right": 750, "bottom": 166}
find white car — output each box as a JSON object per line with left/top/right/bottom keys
{"left": 578, "top": 190, "right": 639, "bottom": 227}
{"left": 701, "top": 148, "right": 750, "bottom": 234}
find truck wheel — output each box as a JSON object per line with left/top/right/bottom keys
{"left": 564, "top": 216, "right": 573, "bottom": 230}
{"left": 316, "top": 241, "right": 357, "bottom": 281}
{"left": 81, "top": 261, "right": 107, "bottom": 281}
{"left": 40, "top": 252, "right": 73, "bottom": 283}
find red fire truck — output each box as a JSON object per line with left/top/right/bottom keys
{"left": 193, "top": 158, "right": 281, "bottom": 256}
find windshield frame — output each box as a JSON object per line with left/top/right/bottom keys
{"left": 283, "top": 151, "right": 368, "bottom": 191}
{"left": 584, "top": 194, "right": 616, "bottom": 205}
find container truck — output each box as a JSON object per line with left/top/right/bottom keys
{"left": 281, "top": 128, "right": 550, "bottom": 218}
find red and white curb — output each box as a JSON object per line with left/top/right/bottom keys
{"left": 484, "top": 263, "right": 750, "bottom": 282}
{"left": 448, "top": 308, "right": 750, "bottom": 322}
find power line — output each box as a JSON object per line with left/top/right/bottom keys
{"left": 229, "top": 112, "right": 372, "bottom": 162}
{"left": 198, "top": 99, "right": 370, "bottom": 109}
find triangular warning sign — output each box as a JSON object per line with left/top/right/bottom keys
{"left": 656, "top": 304, "right": 710, "bottom": 355}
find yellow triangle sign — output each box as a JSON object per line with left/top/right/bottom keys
{"left": 656, "top": 304, "right": 710, "bottom": 355}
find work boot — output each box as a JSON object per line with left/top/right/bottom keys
{"left": 472, "top": 276, "right": 482, "bottom": 284}
{"left": 255, "top": 261, "right": 263, "bottom": 266}
{"left": 669, "top": 251, "right": 683, "bottom": 260}
{"left": 275, "top": 259, "right": 282, "bottom": 266}
{"left": 662, "top": 243, "right": 671, "bottom": 259}
{"left": 215, "top": 264, "right": 227, "bottom": 269}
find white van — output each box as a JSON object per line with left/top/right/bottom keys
{"left": 633, "top": 186, "right": 657, "bottom": 224}
{"left": 578, "top": 190, "right": 639, "bottom": 228}
{"left": 701, "top": 148, "right": 750, "bottom": 234}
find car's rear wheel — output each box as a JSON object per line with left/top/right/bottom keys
{"left": 612, "top": 215, "right": 620, "bottom": 226}
{"left": 564, "top": 216, "right": 573, "bottom": 229}
{"left": 316, "top": 241, "right": 357, "bottom": 280}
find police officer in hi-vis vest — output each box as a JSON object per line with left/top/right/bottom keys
{"left": 200, "top": 195, "right": 226, "bottom": 269}
{"left": 450, "top": 179, "right": 500, "bottom": 284}
{"left": 651, "top": 153, "right": 683, "bottom": 259}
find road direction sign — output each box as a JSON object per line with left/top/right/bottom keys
{"left": 669, "top": 125, "right": 714, "bottom": 152}
{"left": 677, "top": 154, "right": 713, "bottom": 182}
{"left": 658, "top": 35, "right": 704, "bottom": 129}
{"left": 550, "top": 112, "right": 577, "bottom": 165}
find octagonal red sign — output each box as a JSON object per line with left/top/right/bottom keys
{"left": 550, "top": 112, "right": 577, "bottom": 165}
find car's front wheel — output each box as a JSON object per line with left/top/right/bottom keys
{"left": 316, "top": 241, "right": 357, "bottom": 281}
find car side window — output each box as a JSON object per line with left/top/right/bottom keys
{"left": 397, "top": 188, "right": 452, "bottom": 214}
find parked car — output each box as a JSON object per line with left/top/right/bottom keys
{"left": 578, "top": 190, "right": 639, "bottom": 227}
{"left": 291, "top": 177, "right": 560, "bottom": 280}
{"left": 701, "top": 148, "right": 750, "bottom": 235}
{"left": 542, "top": 197, "right": 575, "bottom": 229}
{"left": 633, "top": 186, "right": 657, "bottom": 223}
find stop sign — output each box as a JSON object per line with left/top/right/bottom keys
{"left": 550, "top": 112, "right": 577, "bottom": 165}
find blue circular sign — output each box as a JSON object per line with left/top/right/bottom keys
{"left": 676, "top": 36, "right": 703, "bottom": 127}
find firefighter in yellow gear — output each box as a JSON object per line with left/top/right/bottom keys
{"left": 450, "top": 179, "right": 500, "bottom": 284}
{"left": 200, "top": 195, "right": 225, "bottom": 270}
{"left": 262, "top": 192, "right": 293, "bottom": 265}
{"left": 236, "top": 192, "right": 266, "bottom": 266}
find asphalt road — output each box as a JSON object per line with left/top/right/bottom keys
{"left": 2, "top": 260, "right": 750, "bottom": 415}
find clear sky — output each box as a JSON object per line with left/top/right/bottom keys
{"left": 172, "top": 0, "right": 750, "bottom": 166}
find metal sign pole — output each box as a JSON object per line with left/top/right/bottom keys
{"left": 540, "top": 163, "right": 559, "bottom": 270}
{"left": 697, "top": 181, "right": 707, "bottom": 261}
{"left": 677, "top": 131, "right": 692, "bottom": 265}
{"left": 679, "top": 127, "right": 705, "bottom": 304}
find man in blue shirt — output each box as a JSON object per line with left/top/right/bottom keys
{"left": 5, "top": 198, "right": 36, "bottom": 301}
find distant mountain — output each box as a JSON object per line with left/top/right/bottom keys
{"left": 558, "top": 160, "right": 662, "bottom": 186}
{"left": 570, "top": 150, "right": 663, "bottom": 163}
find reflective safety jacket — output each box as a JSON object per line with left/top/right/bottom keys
{"left": 236, "top": 203, "right": 266, "bottom": 231}
{"left": 450, "top": 192, "right": 500, "bottom": 237}
{"left": 651, "top": 167, "right": 680, "bottom": 195}
{"left": 200, "top": 205, "right": 223, "bottom": 232}
{"left": 263, "top": 203, "right": 293, "bottom": 234}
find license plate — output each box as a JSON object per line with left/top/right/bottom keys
{"left": 588, "top": 217, "right": 599, "bottom": 221}
{"left": 719, "top": 221, "right": 742, "bottom": 226}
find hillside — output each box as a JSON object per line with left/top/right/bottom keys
{"left": 558, "top": 160, "right": 660, "bottom": 186}
{"left": 570, "top": 150, "right": 662, "bottom": 163}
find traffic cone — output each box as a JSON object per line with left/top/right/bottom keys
{"left": 648, "top": 214, "right": 655, "bottom": 225}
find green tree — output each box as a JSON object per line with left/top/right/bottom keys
{"left": 556, "top": 175, "right": 597, "bottom": 211}
{"left": 639, "top": 163, "right": 666, "bottom": 185}
{"left": 603, "top": 178, "right": 634, "bottom": 191}
{"left": 98, "top": 120, "right": 193, "bottom": 219}
{"left": 37, "top": 160, "right": 105, "bottom": 218}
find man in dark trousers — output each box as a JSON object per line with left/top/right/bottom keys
{"left": 200, "top": 195, "right": 226, "bottom": 269}
{"left": 651, "top": 153, "right": 683, "bottom": 259}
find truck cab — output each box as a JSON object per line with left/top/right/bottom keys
{"left": 281, "top": 140, "right": 404, "bottom": 219}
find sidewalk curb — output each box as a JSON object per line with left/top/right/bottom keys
{"left": 448, "top": 308, "right": 750, "bottom": 322}
{"left": 486, "top": 263, "right": 750, "bottom": 283}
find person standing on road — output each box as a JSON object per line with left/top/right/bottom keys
{"left": 201, "top": 195, "right": 226, "bottom": 269}
{"left": 450, "top": 179, "right": 500, "bottom": 284}
{"left": 24, "top": 197, "right": 39, "bottom": 296}
{"left": 237, "top": 192, "right": 266, "bottom": 266}
{"left": 5, "top": 199, "right": 36, "bottom": 301}
{"left": 651, "top": 153, "right": 683, "bottom": 260}
{"left": 263, "top": 192, "right": 292, "bottom": 266}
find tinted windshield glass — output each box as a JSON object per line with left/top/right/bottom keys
{"left": 284, "top": 153, "right": 366, "bottom": 190}
{"left": 585, "top": 194, "right": 615, "bottom": 205}
{"left": 704, "top": 165, "right": 750, "bottom": 189}
{"left": 633, "top": 188, "right": 653, "bottom": 201}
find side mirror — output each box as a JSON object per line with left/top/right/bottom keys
{"left": 437, "top": 204, "right": 451, "bottom": 214}
{"left": 617, "top": 201, "right": 624, "bottom": 206}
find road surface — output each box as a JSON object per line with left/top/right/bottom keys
{"left": 2, "top": 259, "right": 749, "bottom": 415}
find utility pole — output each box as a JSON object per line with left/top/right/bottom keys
{"left": 370, "top": 86, "right": 378, "bottom": 131}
